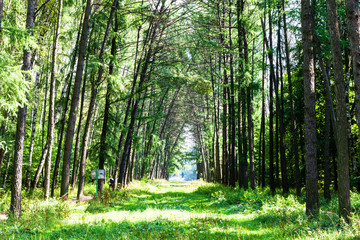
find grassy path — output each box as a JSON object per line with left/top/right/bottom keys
{"left": 1, "top": 180, "right": 358, "bottom": 239}
{"left": 46, "top": 181, "right": 277, "bottom": 239}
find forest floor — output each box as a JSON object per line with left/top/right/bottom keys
{"left": 1, "top": 180, "right": 360, "bottom": 239}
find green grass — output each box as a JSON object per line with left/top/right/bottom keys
{"left": 1, "top": 180, "right": 360, "bottom": 239}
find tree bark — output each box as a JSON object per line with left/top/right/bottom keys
{"left": 276, "top": 15, "right": 288, "bottom": 193}
{"left": 3, "top": 153, "right": 10, "bottom": 188}
{"left": 248, "top": 39, "right": 256, "bottom": 190}
{"left": 0, "top": 149, "right": 5, "bottom": 180}
{"left": 98, "top": 1, "right": 118, "bottom": 194}
{"left": 60, "top": 0, "right": 93, "bottom": 200}
{"left": 70, "top": 74, "right": 86, "bottom": 190}
{"left": 0, "top": 0, "right": 3, "bottom": 33}
{"left": 282, "top": 0, "right": 300, "bottom": 196}
{"left": 10, "top": 0, "right": 35, "bottom": 217}
{"left": 44, "top": 0, "right": 63, "bottom": 200}
{"left": 326, "top": 0, "right": 351, "bottom": 222}
{"left": 324, "top": 84, "right": 331, "bottom": 201}
{"left": 25, "top": 72, "right": 41, "bottom": 189}
{"left": 228, "top": 0, "right": 236, "bottom": 188}
{"left": 344, "top": 0, "right": 360, "bottom": 166}
{"left": 261, "top": 15, "right": 275, "bottom": 193}
{"left": 51, "top": 22, "right": 81, "bottom": 197}
{"left": 77, "top": 84, "right": 97, "bottom": 199}
{"left": 301, "top": 0, "right": 319, "bottom": 216}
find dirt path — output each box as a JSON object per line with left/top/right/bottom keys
{"left": 71, "top": 195, "right": 93, "bottom": 202}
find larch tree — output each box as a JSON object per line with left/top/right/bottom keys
{"left": 301, "top": 0, "right": 319, "bottom": 216}
{"left": 326, "top": 0, "right": 351, "bottom": 222}
{"left": 10, "top": 0, "right": 35, "bottom": 217}
{"left": 60, "top": 0, "right": 93, "bottom": 200}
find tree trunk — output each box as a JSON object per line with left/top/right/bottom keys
{"left": 31, "top": 150, "right": 46, "bottom": 191}
{"left": 0, "top": 0, "right": 3, "bottom": 33}
{"left": 344, "top": 0, "right": 360, "bottom": 169}
{"left": 277, "top": 15, "right": 289, "bottom": 193}
{"left": 10, "top": 0, "right": 35, "bottom": 217}
{"left": 326, "top": 0, "right": 351, "bottom": 222}
{"left": 324, "top": 84, "right": 331, "bottom": 201}
{"left": 283, "top": 0, "right": 300, "bottom": 196}
{"left": 25, "top": 72, "right": 41, "bottom": 189}
{"left": 261, "top": 36, "right": 266, "bottom": 189}
{"left": 261, "top": 15, "right": 275, "bottom": 193}
{"left": 60, "top": 0, "right": 93, "bottom": 200}
{"left": 51, "top": 22, "right": 81, "bottom": 197}
{"left": 98, "top": 0, "right": 118, "bottom": 194}
{"left": 3, "top": 153, "right": 11, "bottom": 188}
{"left": 248, "top": 39, "right": 256, "bottom": 190}
{"left": 228, "top": 0, "right": 236, "bottom": 188}
{"left": 0, "top": 149, "right": 5, "bottom": 180}
{"left": 210, "top": 56, "right": 221, "bottom": 183}
{"left": 44, "top": 0, "right": 63, "bottom": 200}
{"left": 301, "top": 0, "right": 319, "bottom": 216}
{"left": 77, "top": 84, "right": 97, "bottom": 199}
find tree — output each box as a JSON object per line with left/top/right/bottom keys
{"left": 44, "top": 0, "right": 63, "bottom": 200}
{"left": 326, "top": 0, "right": 351, "bottom": 222}
{"left": 301, "top": 0, "right": 319, "bottom": 216}
{"left": 60, "top": 0, "right": 93, "bottom": 200}
{"left": 10, "top": 0, "right": 35, "bottom": 217}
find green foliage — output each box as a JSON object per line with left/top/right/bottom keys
{"left": 3, "top": 182, "right": 360, "bottom": 239}
{"left": 0, "top": 52, "right": 27, "bottom": 115}
{"left": 186, "top": 75, "right": 212, "bottom": 95}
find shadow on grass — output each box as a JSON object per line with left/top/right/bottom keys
{"left": 86, "top": 190, "right": 214, "bottom": 214}
{"left": 40, "top": 216, "right": 283, "bottom": 240}
{"left": 86, "top": 188, "right": 263, "bottom": 216}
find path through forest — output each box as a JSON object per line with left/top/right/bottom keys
{"left": 1, "top": 180, "right": 356, "bottom": 239}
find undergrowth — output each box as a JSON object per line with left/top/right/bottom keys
{"left": 1, "top": 181, "right": 360, "bottom": 239}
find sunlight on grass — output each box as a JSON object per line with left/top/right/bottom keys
{"left": 2, "top": 180, "right": 360, "bottom": 239}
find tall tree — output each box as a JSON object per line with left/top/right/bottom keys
{"left": 60, "top": 0, "right": 93, "bottom": 200}
{"left": 326, "top": 0, "right": 351, "bottom": 222}
{"left": 10, "top": 0, "right": 35, "bottom": 217}
{"left": 282, "top": 0, "right": 300, "bottom": 196}
{"left": 344, "top": 0, "right": 360, "bottom": 156}
{"left": 301, "top": 0, "right": 319, "bottom": 216}
{"left": 44, "top": 0, "right": 63, "bottom": 200}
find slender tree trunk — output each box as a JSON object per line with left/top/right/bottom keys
{"left": 41, "top": 75, "right": 48, "bottom": 149}
{"left": 70, "top": 59, "right": 89, "bottom": 190}
{"left": 51, "top": 23, "right": 81, "bottom": 197}
{"left": 248, "top": 40, "right": 256, "bottom": 190}
{"left": 44, "top": 0, "right": 63, "bottom": 200}
{"left": 210, "top": 56, "right": 221, "bottom": 183}
{"left": 70, "top": 81, "right": 87, "bottom": 190}
{"left": 31, "top": 150, "right": 46, "bottom": 191}
{"left": 98, "top": 4, "right": 118, "bottom": 194}
{"left": 3, "top": 153, "right": 11, "bottom": 188}
{"left": 276, "top": 16, "right": 289, "bottom": 193}
{"left": 301, "top": 0, "right": 319, "bottom": 216}
{"left": 0, "top": 149, "right": 5, "bottom": 180}
{"left": 60, "top": 0, "right": 93, "bottom": 200}
{"left": 0, "top": 0, "right": 3, "bottom": 33}
{"left": 261, "top": 15, "right": 275, "bottom": 193}
{"left": 77, "top": 84, "right": 97, "bottom": 199}
{"left": 228, "top": 0, "right": 236, "bottom": 188}
{"left": 283, "top": 0, "right": 300, "bottom": 196}
{"left": 344, "top": 0, "right": 360, "bottom": 162}
{"left": 26, "top": 109, "right": 36, "bottom": 189}
{"left": 10, "top": 0, "right": 35, "bottom": 217}
{"left": 324, "top": 85, "right": 331, "bottom": 201}
{"left": 261, "top": 36, "right": 266, "bottom": 189}
{"left": 326, "top": 0, "right": 351, "bottom": 222}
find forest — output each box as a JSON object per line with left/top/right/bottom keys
{"left": 1, "top": 0, "right": 360, "bottom": 238}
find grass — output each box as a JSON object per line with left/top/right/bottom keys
{"left": 1, "top": 180, "right": 360, "bottom": 239}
